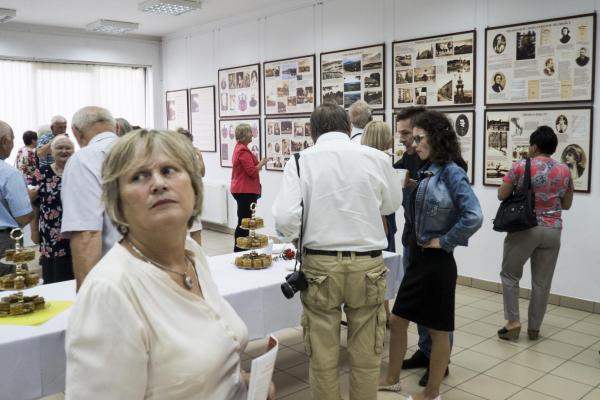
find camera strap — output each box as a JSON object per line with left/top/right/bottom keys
{"left": 293, "top": 153, "right": 304, "bottom": 272}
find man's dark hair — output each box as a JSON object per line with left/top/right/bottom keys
{"left": 413, "top": 110, "right": 468, "bottom": 171}
{"left": 310, "top": 103, "right": 350, "bottom": 140}
{"left": 395, "top": 106, "right": 426, "bottom": 128}
{"left": 22, "top": 130, "right": 38, "bottom": 146}
{"left": 529, "top": 125, "right": 558, "bottom": 155}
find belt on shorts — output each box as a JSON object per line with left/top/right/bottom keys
{"left": 304, "top": 248, "right": 382, "bottom": 258}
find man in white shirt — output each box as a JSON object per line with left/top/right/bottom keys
{"left": 61, "top": 106, "right": 120, "bottom": 290}
{"left": 273, "top": 103, "right": 402, "bottom": 400}
{"left": 348, "top": 100, "right": 372, "bottom": 143}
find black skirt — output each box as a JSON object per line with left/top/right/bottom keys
{"left": 392, "top": 233, "right": 457, "bottom": 332}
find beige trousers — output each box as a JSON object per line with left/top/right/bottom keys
{"left": 300, "top": 252, "right": 387, "bottom": 400}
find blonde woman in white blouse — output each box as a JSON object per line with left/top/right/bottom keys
{"left": 65, "top": 129, "right": 274, "bottom": 399}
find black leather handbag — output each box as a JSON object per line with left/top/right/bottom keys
{"left": 493, "top": 157, "right": 538, "bottom": 233}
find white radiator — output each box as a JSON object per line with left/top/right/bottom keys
{"left": 202, "top": 182, "right": 229, "bottom": 224}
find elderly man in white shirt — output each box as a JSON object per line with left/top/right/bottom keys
{"left": 61, "top": 106, "right": 120, "bottom": 290}
{"left": 349, "top": 100, "right": 372, "bottom": 143}
{"left": 273, "top": 103, "right": 403, "bottom": 400}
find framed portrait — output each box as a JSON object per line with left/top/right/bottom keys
{"left": 166, "top": 89, "right": 189, "bottom": 131}
{"left": 263, "top": 55, "right": 316, "bottom": 116}
{"left": 483, "top": 107, "right": 592, "bottom": 192}
{"left": 393, "top": 30, "right": 476, "bottom": 108}
{"left": 219, "top": 118, "right": 261, "bottom": 168}
{"left": 485, "top": 13, "right": 596, "bottom": 105}
{"left": 392, "top": 110, "right": 475, "bottom": 184}
{"left": 189, "top": 86, "right": 217, "bottom": 152}
{"left": 264, "top": 116, "right": 313, "bottom": 171}
{"left": 320, "top": 43, "right": 385, "bottom": 110}
{"left": 218, "top": 63, "right": 261, "bottom": 118}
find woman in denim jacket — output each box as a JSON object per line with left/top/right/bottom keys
{"left": 380, "top": 111, "right": 483, "bottom": 400}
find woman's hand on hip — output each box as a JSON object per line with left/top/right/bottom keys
{"left": 423, "top": 237, "right": 441, "bottom": 249}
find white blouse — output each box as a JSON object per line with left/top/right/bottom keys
{"left": 65, "top": 239, "right": 249, "bottom": 400}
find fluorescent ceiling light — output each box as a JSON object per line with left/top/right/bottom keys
{"left": 138, "top": 0, "right": 202, "bottom": 16}
{"left": 86, "top": 19, "right": 139, "bottom": 34}
{"left": 0, "top": 8, "right": 16, "bottom": 23}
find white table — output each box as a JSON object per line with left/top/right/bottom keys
{"left": 0, "top": 251, "right": 402, "bottom": 399}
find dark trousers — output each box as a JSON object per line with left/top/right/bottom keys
{"left": 41, "top": 255, "right": 74, "bottom": 284}
{"left": 232, "top": 193, "right": 259, "bottom": 252}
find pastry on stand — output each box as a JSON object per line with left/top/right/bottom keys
{"left": 234, "top": 203, "right": 273, "bottom": 270}
{"left": 0, "top": 228, "right": 48, "bottom": 317}
{"left": 0, "top": 228, "right": 41, "bottom": 291}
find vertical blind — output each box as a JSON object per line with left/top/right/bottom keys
{"left": 0, "top": 59, "right": 147, "bottom": 162}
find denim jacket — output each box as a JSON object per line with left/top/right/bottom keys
{"left": 414, "top": 161, "right": 483, "bottom": 252}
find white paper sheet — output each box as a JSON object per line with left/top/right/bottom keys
{"left": 246, "top": 335, "right": 278, "bottom": 400}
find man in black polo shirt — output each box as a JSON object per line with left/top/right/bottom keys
{"left": 393, "top": 106, "right": 451, "bottom": 386}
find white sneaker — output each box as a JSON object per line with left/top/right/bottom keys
{"left": 378, "top": 381, "right": 402, "bottom": 392}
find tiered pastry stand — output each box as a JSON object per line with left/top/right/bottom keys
{"left": 0, "top": 229, "right": 41, "bottom": 291}
{"left": 234, "top": 203, "right": 272, "bottom": 270}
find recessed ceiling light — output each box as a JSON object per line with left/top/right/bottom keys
{"left": 138, "top": 0, "right": 202, "bottom": 16}
{"left": 86, "top": 19, "right": 140, "bottom": 34}
{"left": 0, "top": 8, "right": 16, "bottom": 23}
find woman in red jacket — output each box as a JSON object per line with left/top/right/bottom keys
{"left": 231, "top": 123, "right": 267, "bottom": 252}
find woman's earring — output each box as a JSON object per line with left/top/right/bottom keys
{"left": 118, "top": 225, "right": 129, "bottom": 235}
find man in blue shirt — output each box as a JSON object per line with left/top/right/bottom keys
{"left": 37, "top": 115, "right": 67, "bottom": 167}
{"left": 0, "top": 121, "right": 34, "bottom": 275}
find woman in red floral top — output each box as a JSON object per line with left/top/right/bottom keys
{"left": 14, "top": 130, "right": 39, "bottom": 184}
{"left": 496, "top": 126, "right": 574, "bottom": 342}
{"left": 30, "top": 135, "right": 75, "bottom": 284}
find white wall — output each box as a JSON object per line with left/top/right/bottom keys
{"left": 162, "top": 0, "right": 600, "bottom": 302}
{"left": 0, "top": 23, "right": 163, "bottom": 129}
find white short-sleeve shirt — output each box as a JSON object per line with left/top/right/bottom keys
{"left": 60, "top": 132, "right": 120, "bottom": 255}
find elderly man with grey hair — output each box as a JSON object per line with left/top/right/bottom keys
{"left": 37, "top": 115, "right": 68, "bottom": 167}
{"left": 0, "top": 120, "right": 34, "bottom": 275}
{"left": 61, "top": 106, "right": 119, "bottom": 290}
{"left": 348, "top": 100, "right": 373, "bottom": 143}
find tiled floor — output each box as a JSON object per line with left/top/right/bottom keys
{"left": 40, "top": 230, "right": 600, "bottom": 400}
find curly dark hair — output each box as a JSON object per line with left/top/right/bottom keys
{"left": 413, "top": 110, "right": 467, "bottom": 171}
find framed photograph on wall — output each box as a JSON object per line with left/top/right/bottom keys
{"left": 218, "top": 63, "right": 261, "bottom": 118}
{"left": 189, "top": 86, "right": 217, "bottom": 152}
{"left": 372, "top": 113, "right": 386, "bottom": 122}
{"left": 320, "top": 43, "right": 385, "bottom": 110}
{"left": 219, "top": 118, "right": 261, "bottom": 168}
{"left": 392, "top": 110, "right": 475, "bottom": 184}
{"left": 392, "top": 30, "right": 476, "bottom": 108}
{"left": 264, "top": 55, "right": 316, "bottom": 115}
{"left": 166, "top": 89, "right": 189, "bottom": 131}
{"left": 485, "top": 13, "right": 596, "bottom": 105}
{"left": 483, "top": 107, "right": 592, "bottom": 192}
{"left": 264, "top": 116, "right": 313, "bottom": 171}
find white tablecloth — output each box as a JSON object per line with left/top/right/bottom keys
{"left": 0, "top": 251, "right": 402, "bottom": 399}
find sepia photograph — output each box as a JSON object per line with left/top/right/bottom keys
{"left": 364, "top": 72, "right": 381, "bottom": 88}
{"left": 414, "top": 66, "right": 436, "bottom": 83}
{"left": 395, "top": 54, "right": 412, "bottom": 67}
{"left": 416, "top": 43, "right": 434, "bottom": 59}
{"left": 543, "top": 58, "right": 555, "bottom": 76}
{"left": 516, "top": 30, "right": 536, "bottom": 60}
{"left": 447, "top": 58, "right": 470, "bottom": 73}
{"left": 415, "top": 87, "right": 428, "bottom": 105}
{"left": 323, "top": 84, "right": 343, "bottom": 105}
{"left": 455, "top": 114, "right": 469, "bottom": 137}
{"left": 281, "top": 121, "right": 292, "bottom": 135}
{"left": 454, "top": 39, "right": 473, "bottom": 55}
{"left": 555, "top": 114, "right": 568, "bottom": 133}
{"left": 493, "top": 33, "right": 506, "bottom": 54}
{"left": 363, "top": 51, "right": 382, "bottom": 70}
{"left": 437, "top": 80, "right": 453, "bottom": 102}
{"left": 277, "top": 81, "right": 289, "bottom": 97}
{"left": 265, "top": 66, "right": 280, "bottom": 78}
{"left": 398, "top": 88, "right": 413, "bottom": 103}
{"left": 454, "top": 74, "right": 472, "bottom": 104}
{"left": 435, "top": 41, "right": 454, "bottom": 57}
{"left": 491, "top": 72, "right": 506, "bottom": 93}
{"left": 322, "top": 60, "right": 343, "bottom": 80}
{"left": 364, "top": 90, "right": 383, "bottom": 106}
{"left": 561, "top": 143, "right": 587, "bottom": 180}
{"left": 396, "top": 69, "right": 413, "bottom": 84}
{"left": 485, "top": 160, "right": 509, "bottom": 179}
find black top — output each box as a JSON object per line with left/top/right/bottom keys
{"left": 393, "top": 152, "right": 425, "bottom": 247}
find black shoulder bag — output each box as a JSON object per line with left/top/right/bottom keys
{"left": 493, "top": 157, "right": 537, "bottom": 232}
